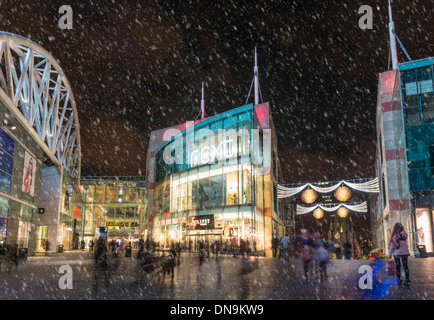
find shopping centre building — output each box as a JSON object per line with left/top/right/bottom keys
{"left": 145, "top": 102, "right": 284, "bottom": 257}
{"left": 0, "top": 32, "right": 285, "bottom": 256}
{"left": 0, "top": 32, "right": 81, "bottom": 255}
{"left": 75, "top": 177, "right": 148, "bottom": 249}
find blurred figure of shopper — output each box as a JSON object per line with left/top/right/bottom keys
{"left": 272, "top": 236, "right": 279, "bottom": 258}
{"left": 280, "top": 234, "right": 290, "bottom": 262}
{"left": 215, "top": 240, "right": 219, "bottom": 258}
{"left": 313, "top": 232, "right": 329, "bottom": 278}
{"left": 343, "top": 240, "right": 352, "bottom": 260}
{"left": 240, "top": 239, "right": 246, "bottom": 258}
{"left": 388, "top": 222, "right": 410, "bottom": 286}
{"left": 277, "top": 237, "right": 283, "bottom": 259}
{"left": 334, "top": 243, "right": 342, "bottom": 259}
{"left": 299, "top": 230, "right": 314, "bottom": 279}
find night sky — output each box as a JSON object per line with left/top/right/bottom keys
{"left": 1, "top": 0, "right": 433, "bottom": 183}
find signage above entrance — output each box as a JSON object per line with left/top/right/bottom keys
{"left": 188, "top": 215, "right": 214, "bottom": 230}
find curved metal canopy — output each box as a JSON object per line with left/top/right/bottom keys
{"left": 0, "top": 32, "right": 81, "bottom": 178}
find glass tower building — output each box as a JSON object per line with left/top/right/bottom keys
{"left": 74, "top": 177, "right": 148, "bottom": 249}
{"left": 376, "top": 57, "right": 434, "bottom": 256}
{"left": 146, "top": 102, "right": 283, "bottom": 257}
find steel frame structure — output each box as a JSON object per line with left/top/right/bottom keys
{"left": 0, "top": 32, "right": 81, "bottom": 178}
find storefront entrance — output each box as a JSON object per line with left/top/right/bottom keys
{"left": 186, "top": 233, "right": 222, "bottom": 252}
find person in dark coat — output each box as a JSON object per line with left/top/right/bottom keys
{"left": 240, "top": 239, "right": 246, "bottom": 258}
{"left": 272, "top": 236, "right": 279, "bottom": 258}
{"left": 343, "top": 241, "right": 352, "bottom": 260}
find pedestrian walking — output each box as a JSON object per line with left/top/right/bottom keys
{"left": 215, "top": 240, "right": 219, "bottom": 258}
{"left": 44, "top": 239, "right": 49, "bottom": 256}
{"left": 280, "top": 234, "right": 290, "bottom": 262}
{"left": 272, "top": 236, "right": 279, "bottom": 258}
{"left": 299, "top": 230, "right": 314, "bottom": 279}
{"left": 277, "top": 237, "right": 283, "bottom": 259}
{"left": 327, "top": 239, "right": 334, "bottom": 256}
{"left": 313, "top": 232, "right": 329, "bottom": 278}
{"left": 240, "top": 239, "right": 246, "bottom": 258}
{"left": 343, "top": 240, "right": 352, "bottom": 260}
{"left": 334, "top": 244, "right": 342, "bottom": 259}
{"left": 388, "top": 222, "right": 410, "bottom": 286}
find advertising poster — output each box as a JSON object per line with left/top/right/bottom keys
{"left": 22, "top": 151, "right": 36, "bottom": 197}
{"left": 0, "top": 128, "right": 15, "bottom": 193}
{"left": 187, "top": 214, "right": 215, "bottom": 230}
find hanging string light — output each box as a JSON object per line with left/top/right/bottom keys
{"left": 313, "top": 208, "right": 324, "bottom": 219}
{"left": 301, "top": 188, "right": 317, "bottom": 204}
{"left": 337, "top": 206, "right": 349, "bottom": 218}
{"left": 334, "top": 185, "right": 352, "bottom": 202}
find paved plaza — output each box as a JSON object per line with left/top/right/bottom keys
{"left": 0, "top": 250, "right": 433, "bottom": 300}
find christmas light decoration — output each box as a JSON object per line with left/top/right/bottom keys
{"left": 301, "top": 188, "right": 317, "bottom": 204}
{"left": 277, "top": 177, "right": 379, "bottom": 199}
{"left": 334, "top": 186, "right": 351, "bottom": 202}
{"left": 337, "top": 206, "right": 349, "bottom": 218}
{"left": 313, "top": 208, "right": 324, "bottom": 219}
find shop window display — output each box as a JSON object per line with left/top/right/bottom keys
{"left": 416, "top": 208, "right": 433, "bottom": 253}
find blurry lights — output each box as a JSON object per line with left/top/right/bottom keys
{"left": 313, "top": 208, "right": 324, "bottom": 219}
{"left": 334, "top": 186, "right": 351, "bottom": 202}
{"left": 301, "top": 188, "right": 317, "bottom": 204}
{"left": 337, "top": 206, "right": 349, "bottom": 218}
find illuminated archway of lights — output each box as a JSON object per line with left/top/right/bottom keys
{"left": 296, "top": 202, "right": 367, "bottom": 215}
{"left": 277, "top": 178, "right": 379, "bottom": 199}
{"left": 313, "top": 208, "right": 324, "bottom": 219}
{"left": 0, "top": 32, "right": 81, "bottom": 178}
{"left": 337, "top": 207, "right": 349, "bottom": 218}
{"left": 301, "top": 188, "right": 317, "bottom": 204}
{"left": 334, "top": 186, "right": 352, "bottom": 202}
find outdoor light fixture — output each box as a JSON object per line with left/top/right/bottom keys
{"left": 301, "top": 188, "right": 317, "bottom": 204}
{"left": 334, "top": 185, "right": 351, "bottom": 202}
{"left": 313, "top": 208, "right": 324, "bottom": 219}
{"left": 337, "top": 206, "right": 349, "bottom": 218}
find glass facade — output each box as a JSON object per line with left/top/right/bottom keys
{"left": 399, "top": 58, "right": 434, "bottom": 255}
{"left": 76, "top": 178, "right": 148, "bottom": 248}
{"left": 401, "top": 59, "right": 434, "bottom": 191}
{"left": 149, "top": 103, "right": 280, "bottom": 256}
{"left": 58, "top": 177, "right": 82, "bottom": 251}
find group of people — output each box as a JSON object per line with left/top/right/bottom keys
{"left": 270, "top": 223, "right": 411, "bottom": 285}
{"left": 272, "top": 231, "right": 356, "bottom": 278}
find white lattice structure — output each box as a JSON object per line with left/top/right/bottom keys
{"left": 0, "top": 32, "right": 81, "bottom": 178}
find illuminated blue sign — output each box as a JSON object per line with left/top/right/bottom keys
{"left": 0, "top": 128, "right": 14, "bottom": 193}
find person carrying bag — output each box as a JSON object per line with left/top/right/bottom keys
{"left": 388, "top": 222, "right": 410, "bottom": 286}
{"left": 385, "top": 258, "right": 396, "bottom": 276}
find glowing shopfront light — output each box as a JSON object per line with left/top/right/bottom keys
{"left": 337, "top": 207, "right": 349, "bottom": 218}
{"left": 313, "top": 208, "right": 324, "bottom": 219}
{"left": 301, "top": 188, "right": 317, "bottom": 204}
{"left": 334, "top": 186, "right": 351, "bottom": 202}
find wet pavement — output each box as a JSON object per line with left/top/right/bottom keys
{"left": 0, "top": 250, "right": 433, "bottom": 300}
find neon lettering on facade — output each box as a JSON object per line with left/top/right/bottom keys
{"left": 191, "top": 137, "right": 234, "bottom": 165}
